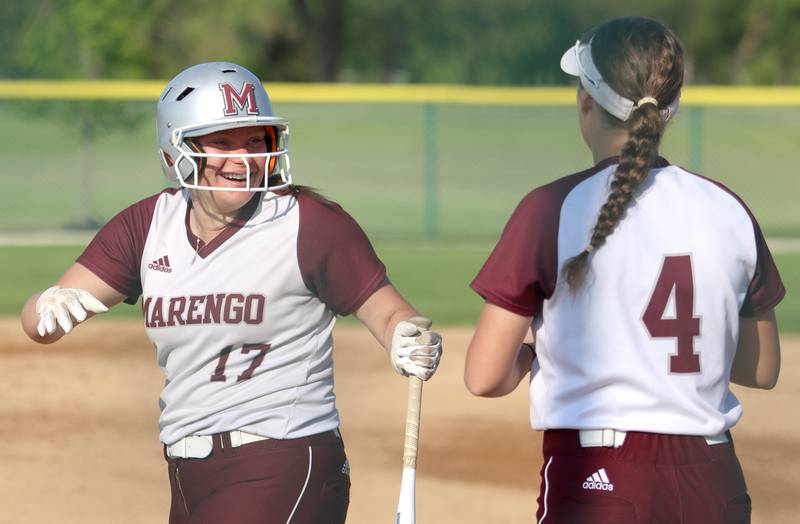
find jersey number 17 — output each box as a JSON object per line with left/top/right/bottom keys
{"left": 642, "top": 255, "right": 701, "bottom": 373}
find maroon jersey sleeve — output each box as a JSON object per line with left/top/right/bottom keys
{"left": 297, "top": 192, "right": 387, "bottom": 315}
{"left": 470, "top": 188, "right": 560, "bottom": 317}
{"left": 471, "top": 166, "right": 602, "bottom": 317}
{"left": 76, "top": 191, "right": 168, "bottom": 305}
{"left": 740, "top": 218, "right": 785, "bottom": 316}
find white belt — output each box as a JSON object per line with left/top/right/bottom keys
{"left": 578, "top": 429, "right": 729, "bottom": 448}
{"left": 166, "top": 430, "right": 269, "bottom": 459}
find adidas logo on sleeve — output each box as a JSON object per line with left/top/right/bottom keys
{"left": 582, "top": 468, "right": 614, "bottom": 491}
{"left": 148, "top": 255, "right": 172, "bottom": 273}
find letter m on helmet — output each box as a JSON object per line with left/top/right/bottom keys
{"left": 219, "top": 82, "right": 260, "bottom": 116}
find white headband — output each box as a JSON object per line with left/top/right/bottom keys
{"left": 560, "top": 39, "right": 680, "bottom": 122}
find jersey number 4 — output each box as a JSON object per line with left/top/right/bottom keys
{"left": 210, "top": 343, "right": 271, "bottom": 382}
{"left": 642, "top": 255, "right": 701, "bottom": 373}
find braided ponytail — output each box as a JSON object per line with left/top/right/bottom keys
{"left": 564, "top": 104, "right": 665, "bottom": 289}
{"left": 563, "top": 18, "right": 683, "bottom": 292}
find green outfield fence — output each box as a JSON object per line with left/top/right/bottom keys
{"left": 0, "top": 82, "right": 798, "bottom": 242}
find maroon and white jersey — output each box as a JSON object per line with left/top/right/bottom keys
{"left": 472, "top": 157, "right": 784, "bottom": 436}
{"left": 77, "top": 189, "right": 386, "bottom": 444}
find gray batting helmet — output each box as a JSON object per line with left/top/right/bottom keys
{"left": 156, "top": 62, "right": 292, "bottom": 192}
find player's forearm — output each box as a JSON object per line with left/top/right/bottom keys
{"left": 354, "top": 284, "right": 419, "bottom": 353}
{"left": 731, "top": 311, "right": 781, "bottom": 390}
{"left": 465, "top": 303, "right": 534, "bottom": 397}
{"left": 465, "top": 343, "right": 533, "bottom": 397}
{"left": 731, "top": 352, "right": 780, "bottom": 389}
{"left": 483, "top": 346, "right": 532, "bottom": 397}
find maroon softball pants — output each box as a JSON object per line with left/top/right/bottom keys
{"left": 536, "top": 429, "right": 751, "bottom": 523}
{"left": 165, "top": 430, "right": 350, "bottom": 524}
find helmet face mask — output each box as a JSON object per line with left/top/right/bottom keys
{"left": 156, "top": 62, "right": 292, "bottom": 192}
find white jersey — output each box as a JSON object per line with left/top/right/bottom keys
{"left": 472, "top": 157, "right": 784, "bottom": 436}
{"left": 78, "top": 188, "right": 386, "bottom": 444}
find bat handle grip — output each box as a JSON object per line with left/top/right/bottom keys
{"left": 402, "top": 376, "right": 423, "bottom": 469}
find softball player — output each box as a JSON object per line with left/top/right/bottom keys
{"left": 21, "top": 62, "right": 442, "bottom": 524}
{"left": 465, "top": 18, "right": 784, "bottom": 523}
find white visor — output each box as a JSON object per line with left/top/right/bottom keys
{"left": 560, "top": 39, "right": 680, "bottom": 122}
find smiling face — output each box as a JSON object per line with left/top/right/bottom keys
{"left": 191, "top": 125, "right": 271, "bottom": 214}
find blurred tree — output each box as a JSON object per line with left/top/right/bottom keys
{"left": 406, "top": 1, "right": 541, "bottom": 84}
{"left": 0, "top": 1, "right": 39, "bottom": 77}
{"left": 14, "top": 0, "right": 172, "bottom": 79}
{"left": 732, "top": 0, "right": 800, "bottom": 84}
{"left": 671, "top": 0, "right": 800, "bottom": 84}
{"left": 1, "top": 0, "right": 799, "bottom": 85}
{"left": 292, "top": 0, "right": 347, "bottom": 81}
{"left": 339, "top": 0, "right": 415, "bottom": 82}
{"left": 9, "top": 0, "right": 173, "bottom": 226}
{"left": 337, "top": 0, "right": 701, "bottom": 85}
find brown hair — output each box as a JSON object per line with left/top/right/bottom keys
{"left": 290, "top": 183, "right": 330, "bottom": 202}
{"left": 563, "top": 17, "right": 684, "bottom": 291}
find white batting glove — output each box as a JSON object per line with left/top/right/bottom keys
{"left": 390, "top": 316, "right": 443, "bottom": 381}
{"left": 35, "top": 286, "right": 108, "bottom": 336}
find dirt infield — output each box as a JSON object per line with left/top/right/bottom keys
{"left": 1, "top": 318, "right": 798, "bottom": 523}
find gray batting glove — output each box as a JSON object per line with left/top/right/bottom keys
{"left": 35, "top": 285, "right": 109, "bottom": 336}
{"left": 390, "top": 316, "right": 443, "bottom": 381}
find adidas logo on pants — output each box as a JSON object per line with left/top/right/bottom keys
{"left": 582, "top": 468, "right": 615, "bottom": 491}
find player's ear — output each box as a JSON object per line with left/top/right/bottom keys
{"left": 162, "top": 151, "right": 174, "bottom": 166}
{"left": 577, "top": 87, "right": 594, "bottom": 117}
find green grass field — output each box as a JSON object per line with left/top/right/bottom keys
{"left": 0, "top": 101, "right": 798, "bottom": 239}
{"left": 1, "top": 245, "right": 796, "bottom": 332}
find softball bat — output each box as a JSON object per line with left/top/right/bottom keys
{"left": 395, "top": 376, "right": 422, "bottom": 524}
